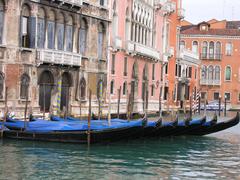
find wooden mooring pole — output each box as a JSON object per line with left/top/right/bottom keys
{"left": 1, "top": 87, "right": 8, "bottom": 138}
{"left": 117, "top": 86, "right": 122, "bottom": 119}
{"left": 24, "top": 92, "right": 29, "bottom": 131}
{"left": 87, "top": 89, "right": 92, "bottom": 146}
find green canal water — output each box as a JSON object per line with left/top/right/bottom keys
{"left": 0, "top": 115, "right": 240, "bottom": 179}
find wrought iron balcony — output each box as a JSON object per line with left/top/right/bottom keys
{"left": 200, "top": 53, "right": 222, "bottom": 60}
{"left": 37, "top": 49, "right": 82, "bottom": 67}
{"left": 200, "top": 79, "right": 221, "bottom": 86}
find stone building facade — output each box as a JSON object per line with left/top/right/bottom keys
{"left": 0, "top": 0, "right": 110, "bottom": 117}
{"left": 181, "top": 20, "right": 240, "bottom": 109}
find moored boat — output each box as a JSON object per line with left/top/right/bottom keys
{"left": 185, "top": 113, "right": 239, "bottom": 136}
{"left": 3, "top": 118, "right": 147, "bottom": 144}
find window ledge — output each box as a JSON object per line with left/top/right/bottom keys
{"left": 20, "top": 47, "right": 34, "bottom": 52}
{"left": 18, "top": 99, "right": 32, "bottom": 102}
{"left": 0, "top": 44, "right": 7, "bottom": 48}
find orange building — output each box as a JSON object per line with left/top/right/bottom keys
{"left": 181, "top": 20, "right": 240, "bottom": 109}
{"left": 161, "top": 0, "right": 200, "bottom": 112}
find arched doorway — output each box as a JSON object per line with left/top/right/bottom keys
{"left": 61, "top": 72, "right": 72, "bottom": 110}
{"left": 142, "top": 64, "right": 149, "bottom": 110}
{"left": 39, "top": 71, "right": 54, "bottom": 111}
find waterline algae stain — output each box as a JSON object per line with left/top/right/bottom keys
{"left": 0, "top": 130, "right": 240, "bottom": 180}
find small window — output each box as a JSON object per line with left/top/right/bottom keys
{"left": 111, "top": 54, "right": 115, "bottom": 74}
{"left": 20, "top": 74, "right": 30, "bottom": 99}
{"left": 123, "top": 82, "right": 127, "bottom": 95}
{"left": 201, "top": 92, "right": 206, "bottom": 100}
{"left": 192, "top": 41, "right": 198, "bottom": 53}
{"left": 214, "top": 92, "right": 219, "bottom": 100}
{"left": 238, "top": 93, "right": 240, "bottom": 102}
{"left": 164, "top": 63, "right": 168, "bottom": 75}
{"left": 80, "top": 77, "right": 86, "bottom": 99}
{"left": 225, "top": 66, "right": 231, "bottom": 81}
{"left": 100, "top": 0, "right": 105, "bottom": 6}
{"left": 225, "top": 43, "right": 233, "bottom": 56}
{"left": 124, "top": 57, "right": 128, "bottom": 76}
{"left": 152, "top": 64, "right": 155, "bottom": 80}
{"left": 188, "top": 67, "right": 192, "bottom": 78}
{"left": 151, "top": 84, "right": 154, "bottom": 97}
{"left": 180, "top": 41, "right": 185, "bottom": 50}
{"left": 224, "top": 93, "right": 231, "bottom": 101}
{"left": 110, "top": 80, "right": 114, "bottom": 94}
{"left": 0, "top": 73, "right": 4, "bottom": 99}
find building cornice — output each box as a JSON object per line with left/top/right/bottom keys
{"left": 180, "top": 34, "right": 240, "bottom": 40}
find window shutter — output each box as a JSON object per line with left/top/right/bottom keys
{"left": 29, "top": 16, "right": 36, "bottom": 48}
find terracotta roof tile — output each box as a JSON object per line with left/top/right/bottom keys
{"left": 181, "top": 26, "right": 240, "bottom": 36}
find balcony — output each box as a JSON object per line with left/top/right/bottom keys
{"left": 125, "top": 41, "right": 160, "bottom": 60}
{"left": 37, "top": 49, "right": 82, "bottom": 67}
{"left": 154, "top": 0, "right": 167, "bottom": 8}
{"left": 200, "top": 79, "right": 221, "bottom": 86}
{"left": 162, "top": 1, "right": 176, "bottom": 15}
{"left": 179, "top": 49, "right": 200, "bottom": 66}
{"left": 125, "top": 41, "right": 135, "bottom": 54}
{"left": 200, "top": 53, "right": 222, "bottom": 60}
{"left": 178, "top": 8, "right": 185, "bottom": 19}
{"left": 134, "top": 43, "right": 160, "bottom": 60}
{"left": 113, "top": 37, "right": 122, "bottom": 51}
{"left": 56, "top": 0, "right": 83, "bottom": 8}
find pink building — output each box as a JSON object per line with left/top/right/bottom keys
{"left": 108, "top": 0, "right": 177, "bottom": 114}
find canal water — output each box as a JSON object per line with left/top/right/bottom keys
{"left": 0, "top": 114, "right": 239, "bottom": 179}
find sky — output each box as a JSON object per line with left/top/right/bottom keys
{"left": 182, "top": 0, "right": 240, "bottom": 24}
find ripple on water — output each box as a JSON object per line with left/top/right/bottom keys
{"left": 0, "top": 135, "right": 240, "bottom": 180}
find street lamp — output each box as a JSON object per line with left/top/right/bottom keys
{"left": 218, "top": 95, "right": 221, "bottom": 117}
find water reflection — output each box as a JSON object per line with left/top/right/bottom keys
{"left": 0, "top": 135, "right": 240, "bottom": 180}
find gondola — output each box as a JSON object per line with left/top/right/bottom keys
{"left": 170, "top": 116, "right": 207, "bottom": 136}
{"left": 185, "top": 113, "right": 239, "bottom": 136}
{"left": 3, "top": 118, "right": 147, "bottom": 144}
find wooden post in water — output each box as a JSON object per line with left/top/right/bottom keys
{"left": 87, "top": 89, "right": 92, "bottom": 146}
{"left": 117, "top": 86, "right": 122, "bottom": 119}
{"left": 1, "top": 87, "right": 8, "bottom": 138}
{"left": 43, "top": 84, "right": 46, "bottom": 119}
{"left": 24, "top": 91, "right": 29, "bottom": 131}
{"left": 190, "top": 95, "right": 192, "bottom": 119}
{"left": 79, "top": 97, "right": 82, "bottom": 120}
{"left": 159, "top": 88, "right": 162, "bottom": 118}
{"left": 145, "top": 90, "right": 149, "bottom": 117}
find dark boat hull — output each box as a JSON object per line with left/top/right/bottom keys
{"left": 3, "top": 126, "right": 143, "bottom": 144}
{"left": 186, "top": 114, "right": 239, "bottom": 136}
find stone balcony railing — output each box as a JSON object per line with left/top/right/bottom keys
{"left": 154, "top": 0, "right": 167, "bottom": 7}
{"left": 58, "top": 0, "right": 83, "bottom": 7}
{"left": 125, "top": 41, "right": 160, "bottom": 60}
{"left": 200, "top": 79, "right": 221, "bottom": 86}
{"left": 37, "top": 49, "right": 82, "bottom": 67}
{"left": 178, "top": 49, "right": 200, "bottom": 66}
{"left": 113, "top": 36, "right": 122, "bottom": 50}
{"left": 162, "top": 1, "right": 176, "bottom": 14}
